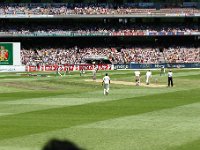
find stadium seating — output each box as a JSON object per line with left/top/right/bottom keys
{"left": 21, "top": 46, "right": 200, "bottom": 66}
{"left": 0, "top": 3, "right": 200, "bottom": 15}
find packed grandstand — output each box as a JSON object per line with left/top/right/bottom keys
{"left": 0, "top": 22, "right": 199, "bottom": 37}
{"left": 21, "top": 46, "right": 200, "bottom": 65}
{"left": 0, "top": 3, "right": 200, "bottom": 15}
{"left": 0, "top": 0, "right": 199, "bottom": 70}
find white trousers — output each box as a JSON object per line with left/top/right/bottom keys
{"left": 146, "top": 76, "right": 150, "bottom": 83}
{"left": 104, "top": 84, "right": 109, "bottom": 95}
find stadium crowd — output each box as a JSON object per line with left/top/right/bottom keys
{"left": 0, "top": 23, "right": 199, "bottom": 36}
{"left": 21, "top": 46, "right": 200, "bottom": 66}
{"left": 21, "top": 47, "right": 122, "bottom": 66}
{"left": 0, "top": 3, "right": 199, "bottom": 15}
{"left": 163, "top": 47, "right": 200, "bottom": 63}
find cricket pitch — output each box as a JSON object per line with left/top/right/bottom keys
{"left": 85, "top": 79, "right": 166, "bottom": 87}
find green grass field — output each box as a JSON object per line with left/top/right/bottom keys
{"left": 0, "top": 69, "right": 200, "bottom": 150}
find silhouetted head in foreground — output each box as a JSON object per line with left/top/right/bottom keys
{"left": 42, "top": 139, "right": 84, "bottom": 150}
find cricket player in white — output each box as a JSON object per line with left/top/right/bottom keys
{"left": 146, "top": 70, "right": 152, "bottom": 85}
{"left": 134, "top": 70, "right": 140, "bottom": 86}
{"left": 92, "top": 66, "right": 98, "bottom": 80}
{"left": 57, "top": 67, "right": 63, "bottom": 76}
{"left": 102, "top": 73, "right": 110, "bottom": 95}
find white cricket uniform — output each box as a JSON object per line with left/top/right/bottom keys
{"left": 103, "top": 76, "right": 110, "bottom": 95}
{"left": 146, "top": 71, "right": 152, "bottom": 84}
{"left": 57, "top": 67, "right": 62, "bottom": 76}
{"left": 135, "top": 71, "right": 140, "bottom": 77}
{"left": 135, "top": 71, "right": 140, "bottom": 85}
{"left": 92, "top": 68, "right": 97, "bottom": 80}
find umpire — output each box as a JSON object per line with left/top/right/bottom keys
{"left": 168, "top": 70, "right": 173, "bottom": 87}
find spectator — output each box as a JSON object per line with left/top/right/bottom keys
{"left": 21, "top": 46, "right": 200, "bottom": 66}
{"left": 0, "top": 4, "right": 199, "bottom": 16}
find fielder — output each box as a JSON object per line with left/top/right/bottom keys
{"left": 64, "top": 66, "right": 70, "bottom": 76}
{"left": 160, "top": 66, "right": 165, "bottom": 76}
{"left": 146, "top": 70, "right": 152, "bottom": 85}
{"left": 102, "top": 73, "right": 110, "bottom": 95}
{"left": 80, "top": 68, "right": 85, "bottom": 76}
{"left": 57, "top": 66, "right": 63, "bottom": 76}
{"left": 92, "top": 66, "right": 98, "bottom": 80}
{"left": 134, "top": 70, "right": 141, "bottom": 86}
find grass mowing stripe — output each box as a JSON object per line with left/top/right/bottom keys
{"left": 0, "top": 104, "right": 62, "bottom": 116}
{"left": 0, "top": 91, "right": 68, "bottom": 102}
{"left": 0, "top": 69, "right": 199, "bottom": 150}
{"left": 178, "top": 74, "right": 200, "bottom": 80}
{"left": 167, "top": 138, "right": 200, "bottom": 150}
{"left": 1, "top": 101, "right": 200, "bottom": 150}
{"left": 0, "top": 146, "right": 37, "bottom": 150}
{"left": 0, "top": 86, "right": 198, "bottom": 117}
{"left": 79, "top": 102, "right": 200, "bottom": 129}
{"left": 0, "top": 113, "right": 12, "bottom": 116}
{"left": 0, "top": 88, "right": 199, "bottom": 141}
{"left": 0, "top": 86, "right": 29, "bottom": 93}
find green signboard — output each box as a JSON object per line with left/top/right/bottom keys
{"left": 0, "top": 43, "right": 13, "bottom": 65}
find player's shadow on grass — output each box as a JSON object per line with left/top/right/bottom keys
{"left": 42, "top": 139, "right": 85, "bottom": 150}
